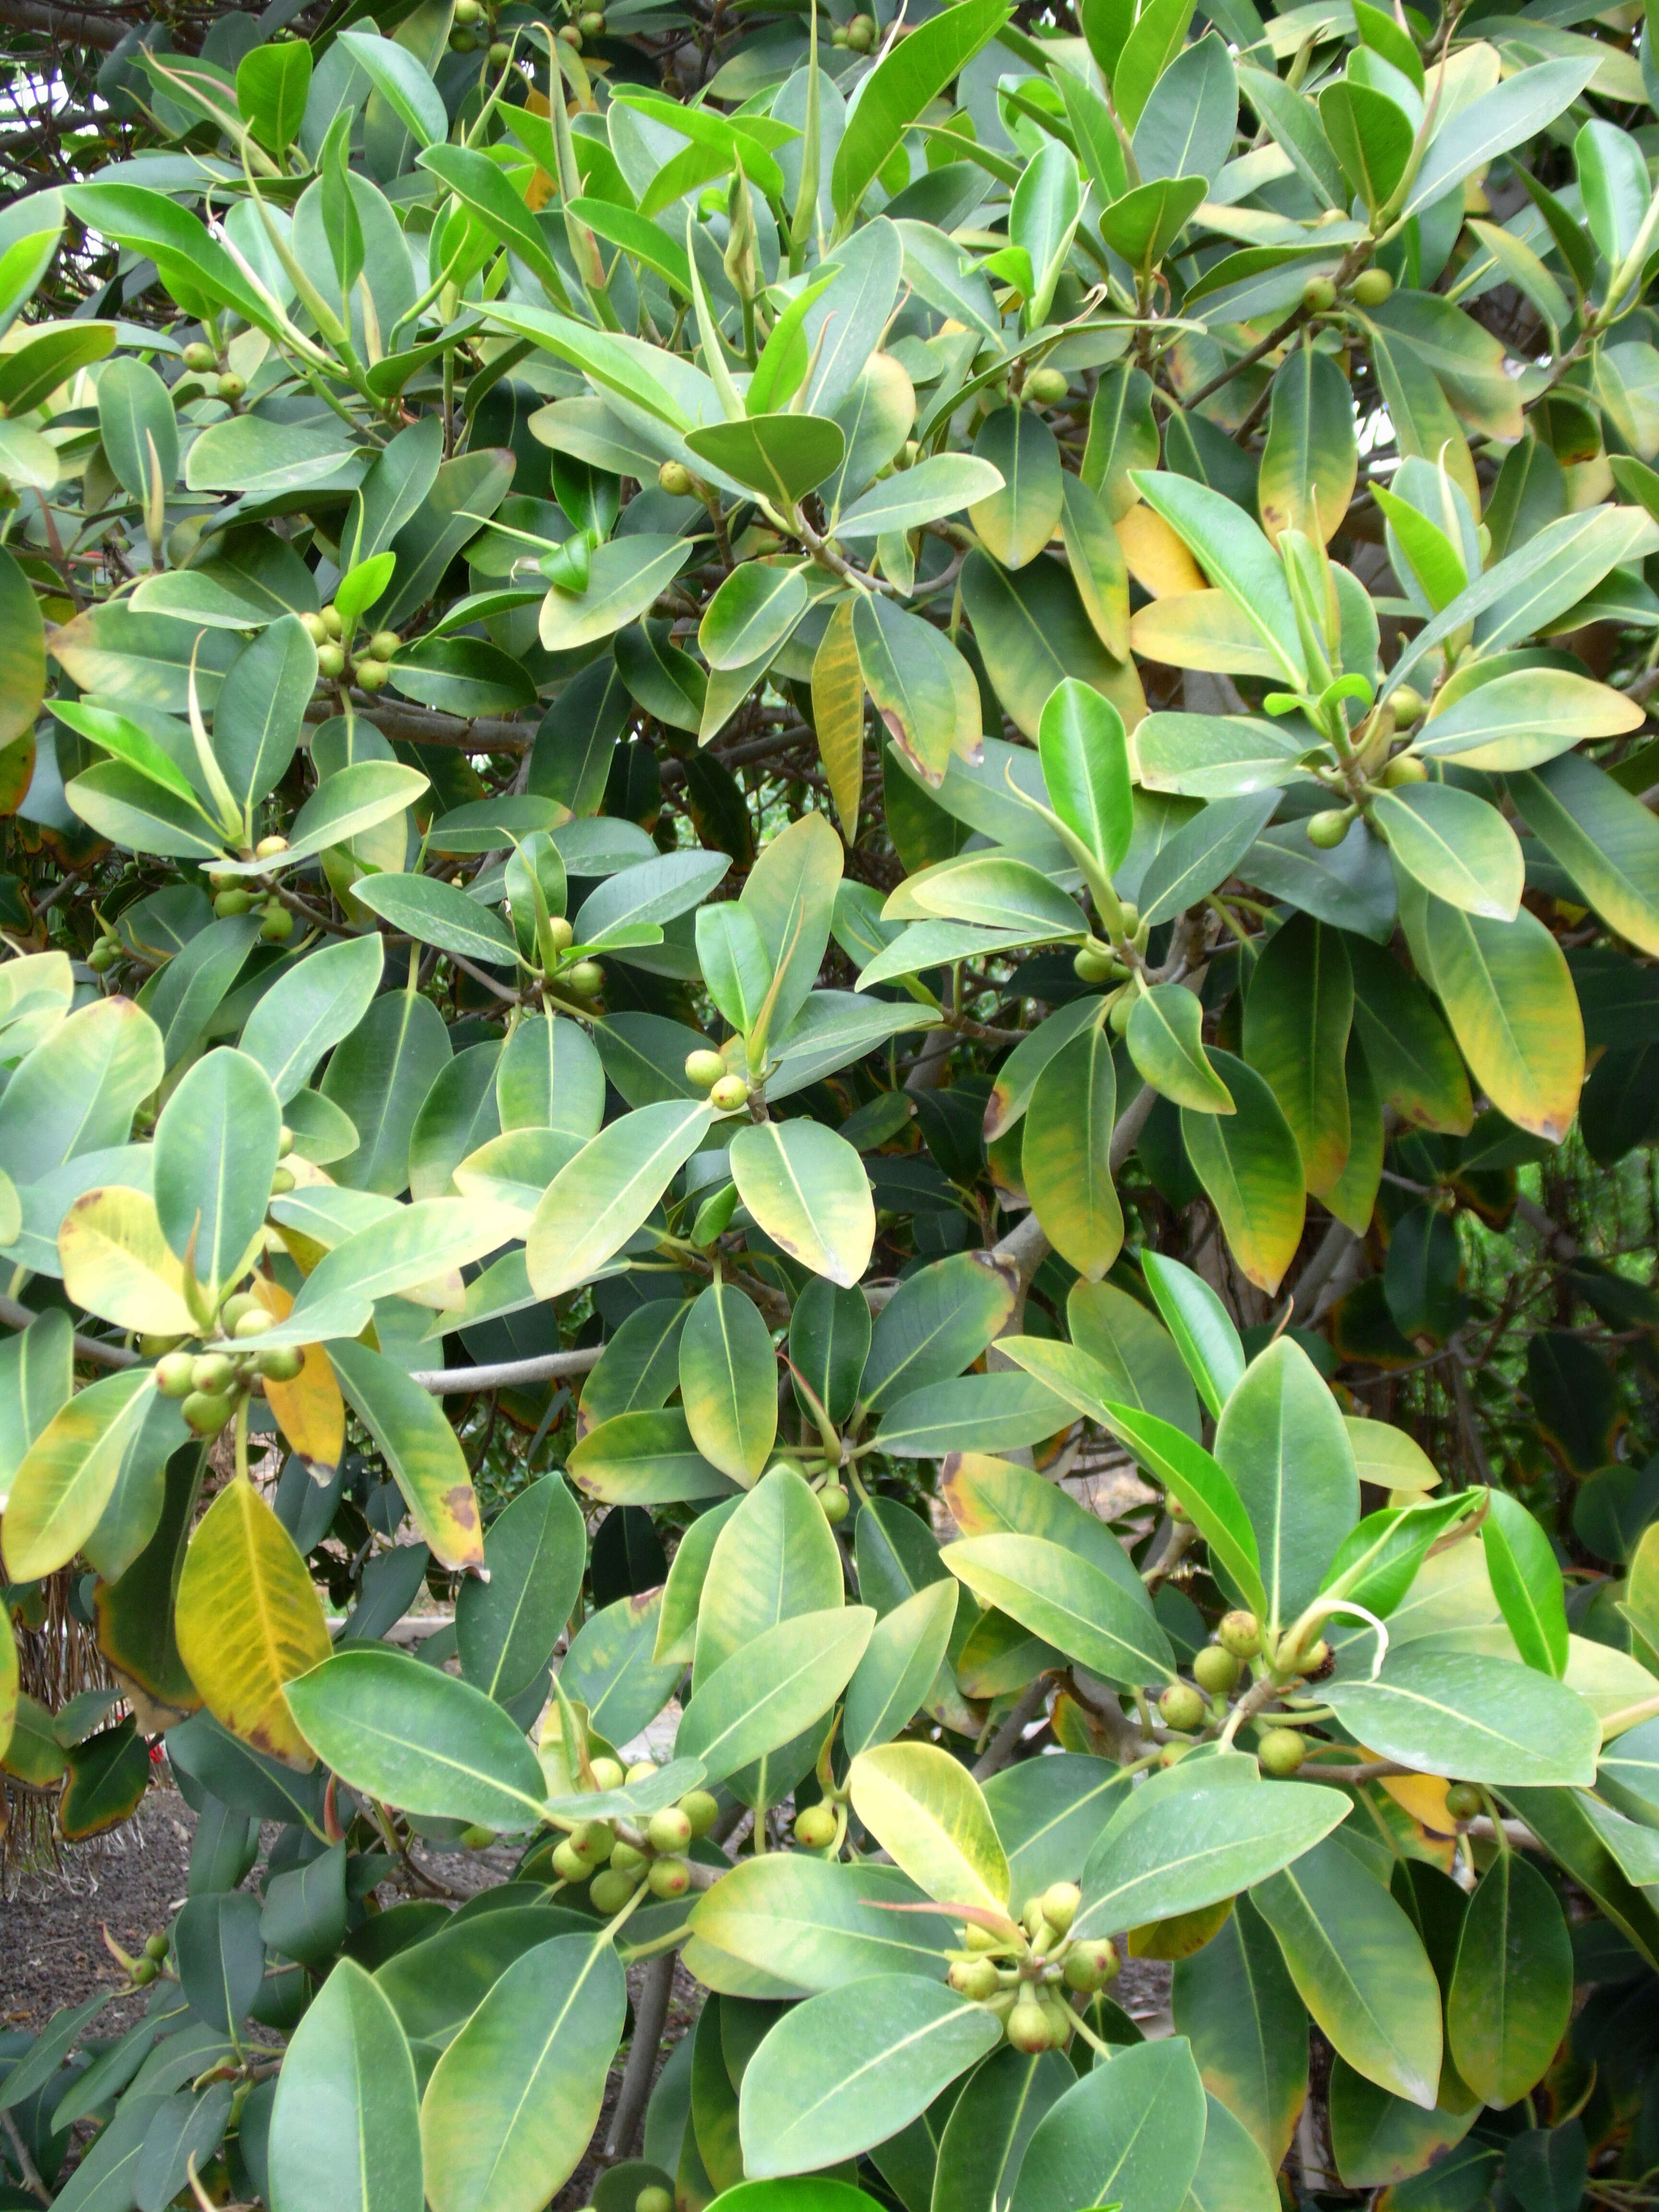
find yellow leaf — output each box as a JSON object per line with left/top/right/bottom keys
{"left": 1116, "top": 502, "right": 1205, "bottom": 597}
{"left": 252, "top": 1276, "right": 345, "bottom": 1473}
{"left": 59, "top": 1186, "right": 198, "bottom": 1336}
{"left": 176, "top": 1475, "right": 332, "bottom": 1769}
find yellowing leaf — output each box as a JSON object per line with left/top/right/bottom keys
{"left": 252, "top": 1275, "right": 346, "bottom": 1471}
{"left": 1116, "top": 502, "right": 1205, "bottom": 596}
{"left": 810, "top": 598, "right": 865, "bottom": 841}
{"left": 0, "top": 1369, "right": 158, "bottom": 1582}
{"left": 58, "top": 1185, "right": 199, "bottom": 1336}
{"left": 848, "top": 1740, "right": 1010, "bottom": 1912}
{"left": 176, "top": 1474, "right": 332, "bottom": 1768}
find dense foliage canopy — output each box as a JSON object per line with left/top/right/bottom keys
{"left": 5, "top": 0, "right": 1659, "bottom": 2205}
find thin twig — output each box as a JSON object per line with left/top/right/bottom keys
{"left": 603, "top": 1953, "right": 676, "bottom": 2160}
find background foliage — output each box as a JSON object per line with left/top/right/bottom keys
{"left": 4, "top": 0, "right": 1659, "bottom": 2206}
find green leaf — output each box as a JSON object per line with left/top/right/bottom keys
{"left": 568, "top": 1409, "right": 740, "bottom": 1508}
{"left": 848, "top": 1740, "right": 1009, "bottom": 1910}
{"left": 456, "top": 1476, "right": 586, "bottom": 1702}
{"left": 830, "top": 0, "right": 1011, "bottom": 223}
{"left": 1172, "top": 1895, "right": 1308, "bottom": 2169}
{"left": 738, "top": 1977, "right": 1000, "bottom": 2179}
{"left": 1373, "top": 784, "right": 1523, "bottom": 921}
{"left": 327, "top": 1340, "right": 482, "bottom": 1569}
{"left": 1214, "top": 1335, "right": 1356, "bottom": 1632}
{"left": 679, "top": 1277, "right": 778, "bottom": 1486}
{"left": 835, "top": 455, "right": 1004, "bottom": 541}
{"left": 1038, "top": 677, "right": 1133, "bottom": 878}
{"left": 153, "top": 1047, "right": 281, "bottom": 1308}
{"left": 1180, "top": 1050, "right": 1307, "bottom": 1297}
{"left": 700, "top": 566, "right": 809, "bottom": 672}
{"left": 842, "top": 1580, "right": 959, "bottom": 1756}
{"left": 0, "top": 1308, "right": 72, "bottom": 1517}
{"left": 268, "top": 1961, "right": 422, "bottom": 2212}
{"left": 692, "top": 1466, "right": 842, "bottom": 1687}
{"left": 1127, "top": 984, "right": 1234, "bottom": 1114}
{"left": 1510, "top": 751, "right": 1659, "bottom": 958}
{"left": 729, "top": 1119, "right": 875, "bottom": 1289}
{"left": 1009, "top": 2037, "right": 1207, "bottom": 2212}
{"left": 1142, "top": 1252, "right": 1246, "bottom": 1419}
{"left": 421, "top": 1936, "right": 625, "bottom": 2212}
{"left": 1022, "top": 1020, "right": 1123, "bottom": 1279}
{"left": 539, "top": 536, "right": 695, "bottom": 653}
{"left": 685, "top": 414, "right": 847, "bottom": 506}
{"left": 941, "top": 1531, "right": 1174, "bottom": 1689}
{"left": 1481, "top": 1489, "right": 1569, "bottom": 1676}
{"left": 526, "top": 1100, "right": 715, "bottom": 1298}
{"left": 96, "top": 356, "right": 179, "bottom": 506}
{"left": 237, "top": 37, "right": 313, "bottom": 152}
{"left": 686, "top": 1854, "right": 958, "bottom": 1996}
{"left": 352, "top": 874, "right": 517, "bottom": 967}
{"left": 1252, "top": 1833, "right": 1443, "bottom": 2108}
{"left": 1413, "top": 668, "right": 1642, "bottom": 771}
{"left": 1446, "top": 1851, "right": 1572, "bottom": 2109}
{"left": 241, "top": 936, "right": 385, "bottom": 1105}
{"left": 970, "top": 408, "right": 1064, "bottom": 570}
{"left": 860, "top": 1250, "right": 1017, "bottom": 1412}
{"left": 1323, "top": 1647, "right": 1599, "bottom": 1785}
{"left": 961, "top": 550, "right": 1138, "bottom": 741}
{"left": 676, "top": 1606, "right": 874, "bottom": 1784}
{"left": 562, "top": 1589, "right": 685, "bottom": 1746}
{"left": 1242, "top": 913, "right": 1352, "bottom": 1198}
{"left": 854, "top": 594, "right": 977, "bottom": 785}
{"left": 1131, "top": 470, "right": 1306, "bottom": 687}
{"left": 283, "top": 1647, "right": 548, "bottom": 1827}
{"left": 1186, "top": 2092, "right": 1281, "bottom": 2212}
{"left": 337, "top": 30, "right": 446, "bottom": 147}
{"left": 1402, "top": 57, "right": 1599, "bottom": 219}
{"left": 1, "top": 1370, "right": 161, "bottom": 1583}
{"left": 0, "top": 548, "right": 46, "bottom": 749}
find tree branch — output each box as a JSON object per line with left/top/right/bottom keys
{"left": 602, "top": 1953, "right": 676, "bottom": 2161}
{"left": 0, "top": 0, "right": 136, "bottom": 49}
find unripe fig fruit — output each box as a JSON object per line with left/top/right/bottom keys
{"left": 456, "top": 1824, "right": 494, "bottom": 1849}
{"left": 1159, "top": 1681, "right": 1206, "bottom": 1732}
{"left": 949, "top": 1958, "right": 1001, "bottom": 2001}
{"left": 183, "top": 342, "right": 217, "bottom": 372}
{"left": 818, "top": 1484, "right": 850, "bottom": 1525}
{"left": 319, "top": 605, "right": 344, "bottom": 638}
{"left": 1193, "top": 1643, "right": 1240, "bottom": 1695}
{"left": 589, "top": 1867, "right": 638, "bottom": 1914}
{"left": 846, "top": 12, "right": 876, "bottom": 47}
{"left": 192, "top": 1353, "right": 235, "bottom": 1395}
{"left": 611, "top": 1841, "right": 646, "bottom": 1875}
{"left": 454, "top": 1, "right": 482, "bottom": 21}
{"left": 1380, "top": 752, "right": 1427, "bottom": 787}
{"left": 659, "top": 460, "right": 696, "bottom": 497}
{"left": 685, "top": 1048, "right": 727, "bottom": 1089}
{"left": 1301, "top": 276, "right": 1337, "bottom": 313}
{"left": 1305, "top": 807, "right": 1352, "bottom": 849}
{"left": 368, "top": 631, "right": 401, "bottom": 662}
{"left": 964, "top": 1922, "right": 1001, "bottom": 1953}
{"left": 87, "top": 940, "right": 117, "bottom": 973}
{"left": 680, "top": 1789, "right": 719, "bottom": 1836}
{"left": 571, "top": 1820, "right": 614, "bottom": 1863}
{"left": 234, "top": 1307, "right": 274, "bottom": 1339}
{"left": 1444, "top": 1782, "right": 1481, "bottom": 1821}
{"left": 155, "top": 1352, "right": 196, "bottom": 1399}
{"left": 301, "top": 611, "right": 330, "bottom": 644}
{"left": 1041, "top": 1881, "right": 1081, "bottom": 1935}
{"left": 489, "top": 39, "right": 511, "bottom": 60}
{"left": 1351, "top": 266, "right": 1394, "bottom": 306}
{"left": 220, "top": 1293, "right": 258, "bottom": 1330}
{"left": 256, "top": 834, "right": 289, "bottom": 858}
{"left": 1389, "top": 684, "right": 1427, "bottom": 726}
{"left": 626, "top": 1762, "right": 657, "bottom": 1786}
{"left": 1025, "top": 366, "right": 1070, "bottom": 404}
{"left": 262, "top": 903, "right": 294, "bottom": 942}
{"left": 589, "top": 1755, "right": 625, "bottom": 1791}
{"left": 140, "top": 1333, "right": 183, "bottom": 1358}
{"left": 260, "top": 1346, "right": 305, "bottom": 1382}
{"left": 649, "top": 1806, "right": 694, "bottom": 1853}
{"left": 1063, "top": 1939, "right": 1119, "bottom": 1992}
{"left": 565, "top": 959, "right": 605, "bottom": 998}
{"left": 1006, "top": 1997, "right": 1055, "bottom": 2052}
{"left": 556, "top": 22, "right": 580, "bottom": 43}
{"left": 1073, "top": 946, "right": 1118, "bottom": 984}
{"left": 648, "top": 1856, "right": 690, "bottom": 1899}
{"left": 269, "top": 1166, "right": 295, "bottom": 1196}
{"left": 1296, "top": 1638, "right": 1331, "bottom": 1675}
{"left": 636, "top": 2190, "right": 673, "bottom": 2212}
{"left": 214, "top": 889, "right": 253, "bottom": 917}
{"left": 709, "top": 1074, "right": 749, "bottom": 1111}
{"left": 1028, "top": 1920, "right": 1059, "bottom": 1958}
{"left": 355, "top": 659, "right": 389, "bottom": 693}
{"left": 144, "top": 1933, "right": 169, "bottom": 1960}
{"left": 1040, "top": 1993, "right": 1074, "bottom": 2046}
{"left": 131, "top": 1958, "right": 157, "bottom": 1985}
{"left": 316, "top": 644, "right": 346, "bottom": 680}
{"left": 1259, "top": 1727, "right": 1306, "bottom": 1777}
{"left": 216, "top": 373, "right": 245, "bottom": 401}
{"left": 183, "top": 1390, "right": 235, "bottom": 1436}
{"left": 579, "top": 10, "right": 606, "bottom": 32}
{"left": 793, "top": 1803, "right": 837, "bottom": 1849}
{"left": 1219, "top": 1609, "right": 1261, "bottom": 1658}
